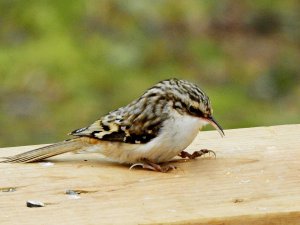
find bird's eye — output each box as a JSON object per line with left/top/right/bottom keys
{"left": 188, "top": 106, "right": 197, "bottom": 114}
{"left": 188, "top": 105, "right": 204, "bottom": 117}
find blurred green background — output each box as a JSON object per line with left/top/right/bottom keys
{"left": 0, "top": 0, "right": 299, "bottom": 147}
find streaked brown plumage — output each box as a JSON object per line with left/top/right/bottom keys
{"left": 1, "top": 78, "right": 224, "bottom": 172}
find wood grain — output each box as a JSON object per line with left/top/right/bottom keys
{"left": 0, "top": 124, "right": 300, "bottom": 225}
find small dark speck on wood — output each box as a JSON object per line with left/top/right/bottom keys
{"left": 233, "top": 198, "right": 244, "bottom": 203}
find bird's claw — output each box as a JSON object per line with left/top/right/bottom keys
{"left": 179, "top": 149, "right": 216, "bottom": 159}
{"left": 129, "top": 158, "right": 176, "bottom": 173}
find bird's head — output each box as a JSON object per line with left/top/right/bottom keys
{"left": 154, "top": 78, "right": 225, "bottom": 137}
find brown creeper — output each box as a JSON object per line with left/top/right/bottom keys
{"left": 1, "top": 78, "right": 224, "bottom": 172}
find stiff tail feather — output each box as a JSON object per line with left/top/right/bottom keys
{"left": 1, "top": 138, "right": 87, "bottom": 163}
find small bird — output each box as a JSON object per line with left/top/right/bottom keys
{"left": 1, "top": 78, "right": 224, "bottom": 172}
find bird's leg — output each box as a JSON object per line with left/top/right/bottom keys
{"left": 178, "top": 149, "right": 216, "bottom": 159}
{"left": 130, "top": 158, "right": 176, "bottom": 173}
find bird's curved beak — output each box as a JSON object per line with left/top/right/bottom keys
{"left": 207, "top": 116, "right": 225, "bottom": 137}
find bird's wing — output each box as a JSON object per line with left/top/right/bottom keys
{"left": 70, "top": 101, "right": 169, "bottom": 144}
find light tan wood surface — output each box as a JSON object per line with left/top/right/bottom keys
{"left": 0, "top": 124, "right": 300, "bottom": 225}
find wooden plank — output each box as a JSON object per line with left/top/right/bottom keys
{"left": 0, "top": 124, "right": 300, "bottom": 225}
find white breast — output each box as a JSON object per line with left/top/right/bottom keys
{"left": 139, "top": 111, "right": 207, "bottom": 163}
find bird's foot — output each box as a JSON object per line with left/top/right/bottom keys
{"left": 129, "top": 158, "right": 176, "bottom": 173}
{"left": 178, "top": 149, "right": 216, "bottom": 159}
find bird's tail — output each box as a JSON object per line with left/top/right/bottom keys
{"left": 1, "top": 137, "right": 93, "bottom": 163}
